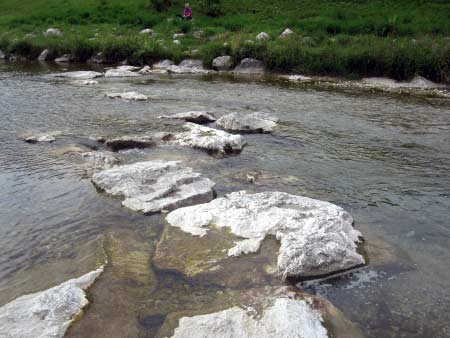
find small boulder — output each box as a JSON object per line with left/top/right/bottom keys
{"left": 173, "top": 39, "right": 181, "bottom": 46}
{"left": 233, "top": 58, "right": 265, "bottom": 74}
{"left": 43, "top": 28, "right": 62, "bottom": 37}
{"left": 159, "top": 111, "right": 216, "bottom": 124}
{"left": 104, "top": 68, "right": 140, "bottom": 77}
{"left": 279, "top": 28, "right": 294, "bottom": 39}
{"left": 152, "top": 59, "right": 174, "bottom": 70}
{"left": 212, "top": 55, "right": 233, "bottom": 71}
{"left": 138, "top": 66, "right": 153, "bottom": 75}
{"left": 170, "top": 123, "right": 246, "bottom": 154}
{"left": 286, "top": 74, "right": 312, "bottom": 82}
{"left": 140, "top": 28, "right": 155, "bottom": 35}
{"left": 91, "top": 160, "right": 215, "bottom": 214}
{"left": 0, "top": 50, "right": 5, "bottom": 59}
{"left": 256, "top": 32, "right": 270, "bottom": 41}
{"left": 24, "top": 134, "right": 56, "bottom": 143}
{"left": 216, "top": 112, "right": 279, "bottom": 133}
{"left": 104, "top": 135, "right": 155, "bottom": 151}
{"left": 37, "top": 49, "right": 49, "bottom": 61}
{"left": 167, "top": 59, "right": 209, "bottom": 74}
{"left": 105, "top": 92, "right": 149, "bottom": 101}
{"left": 173, "top": 33, "right": 185, "bottom": 39}
{"left": 54, "top": 54, "right": 72, "bottom": 63}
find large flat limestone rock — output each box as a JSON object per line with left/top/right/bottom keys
{"left": 92, "top": 161, "right": 215, "bottom": 214}
{"left": 166, "top": 191, "right": 365, "bottom": 279}
{"left": 0, "top": 268, "right": 103, "bottom": 338}
{"left": 170, "top": 123, "right": 246, "bottom": 154}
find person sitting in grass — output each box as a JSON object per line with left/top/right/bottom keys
{"left": 182, "top": 3, "right": 193, "bottom": 20}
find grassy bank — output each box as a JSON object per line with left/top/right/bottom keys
{"left": 0, "top": 0, "right": 449, "bottom": 82}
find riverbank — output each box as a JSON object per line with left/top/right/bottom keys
{"left": 1, "top": 0, "right": 450, "bottom": 83}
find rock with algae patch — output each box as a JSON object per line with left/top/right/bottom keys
{"left": 0, "top": 267, "right": 103, "bottom": 338}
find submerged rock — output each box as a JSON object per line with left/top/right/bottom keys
{"left": 216, "top": 112, "right": 279, "bottom": 133}
{"left": 104, "top": 135, "right": 155, "bottom": 151}
{"left": 91, "top": 160, "right": 215, "bottom": 214}
{"left": 212, "top": 55, "right": 233, "bottom": 71}
{"left": 80, "top": 151, "right": 120, "bottom": 172}
{"left": 233, "top": 58, "right": 265, "bottom": 74}
{"left": 0, "top": 267, "right": 103, "bottom": 338}
{"left": 159, "top": 111, "right": 217, "bottom": 124}
{"left": 105, "top": 92, "right": 149, "bottom": 101}
{"left": 104, "top": 68, "right": 140, "bottom": 77}
{"left": 170, "top": 123, "right": 246, "bottom": 154}
{"left": 166, "top": 191, "right": 364, "bottom": 279}
{"left": 54, "top": 71, "right": 103, "bottom": 79}
{"left": 285, "top": 74, "right": 312, "bottom": 82}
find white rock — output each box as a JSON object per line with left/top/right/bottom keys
{"left": 170, "top": 123, "right": 246, "bottom": 154}
{"left": 92, "top": 161, "right": 215, "bottom": 214}
{"left": 138, "top": 66, "right": 153, "bottom": 74}
{"left": 54, "top": 54, "right": 72, "bottom": 63}
{"left": 362, "top": 76, "right": 442, "bottom": 89}
{"left": 166, "top": 191, "right": 364, "bottom": 279}
{"left": 140, "top": 28, "right": 155, "bottom": 35}
{"left": 104, "top": 68, "right": 140, "bottom": 77}
{"left": 0, "top": 50, "right": 6, "bottom": 59}
{"left": 256, "top": 32, "right": 270, "bottom": 41}
{"left": 173, "top": 39, "right": 181, "bottom": 46}
{"left": 173, "top": 33, "right": 186, "bottom": 39}
{"left": 159, "top": 111, "right": 216, "bottom": 124}
{"left": 72, "top": 79, "right": 98, "bottom": 85}
{"left": 212, "top": 55, "right": 233, "bottom": 71}
{"left": 167, "top": 59, "right": 211, "bottom": 74}
{"left": 0, "top": 267, "right": 103, "bottom": 338}
{"left": 38, "top": 49, "right": 49, "bottom": 61}
{"left": 152, "top": 59, "right": 174, "bottom": 69}
{"left": 287, "top": 74, "right": 312, "bottom": 82}
{"left": 170, "top": 297, "right": 328, "bottom": 338}
{"left": 216, "top": 112, "right": 279, "bottom": 133}
{"left": 233, "top": 58, "right": 265, "bottom": 74}
{"left": 54, "top": 71, "right": 102, "bottom": 79}
{"left": 24, "top": 134, "right": 57, "bottom": 143}
{"left": 105, "top": 92, "right": 149, "bottom": 101}
{"left": 280, "top": 28, "right": 294, "bottom": 39}
{"left": 44, "top": 28, "right": 62, "bottom": 37}
{"left": 115, "top": 65, "right": 141, "bottom": 71}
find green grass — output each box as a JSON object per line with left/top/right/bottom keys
{"left": 0, "top": 0, "right": 449, "bottom": 82}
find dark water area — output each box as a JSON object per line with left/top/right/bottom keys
{"left": 0, "top": 61, "right": 449, "bottom": 337}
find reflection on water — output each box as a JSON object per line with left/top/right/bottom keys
{"left": 0, "top": 62, "right": 449, "bottom": 337}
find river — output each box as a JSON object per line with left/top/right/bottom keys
{"left": 0, "top": 62, "right": 449, "bottom": 338}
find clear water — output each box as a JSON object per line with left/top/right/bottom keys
{"left": 1, "top": 62, "right": 449, "bottom": 338}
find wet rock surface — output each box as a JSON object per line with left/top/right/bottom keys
{"left": 216, "top": 112, "right": 279, "bottom": 133}
{"left": 0, "top": 268, "right": 103, "bottom": 338}
{"left": 104, "top": 68, "right": 140, "bottom": 77}
{"left": 92, "top": 160, "right": 215, "bottom": 214}
{"left": 166, "top": 191, "right": 365, "bottom": 279}
{"left": 159, "top": 111, "right": 217, "bottom": 124}
{"left": 104, "top": 135, "right": 155, "bottom": 151}
{"left": 105, "top": 91, "right": 149, "bottom": 101}
{"left": 53, "top": 71, "right": 103, "bottom": 79}
{"left": 170, "top": 123, "right": 246, "bottom": 154}
{"left": 233, "top": 58, "right": 265, "bottom": 74}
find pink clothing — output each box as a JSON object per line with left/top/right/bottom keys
{"left": 184, "top": 7, "right": 192, "bottom": 17}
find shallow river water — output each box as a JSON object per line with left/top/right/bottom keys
{"left": 0, "top": 62, "right": 449, "bottom": 338}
